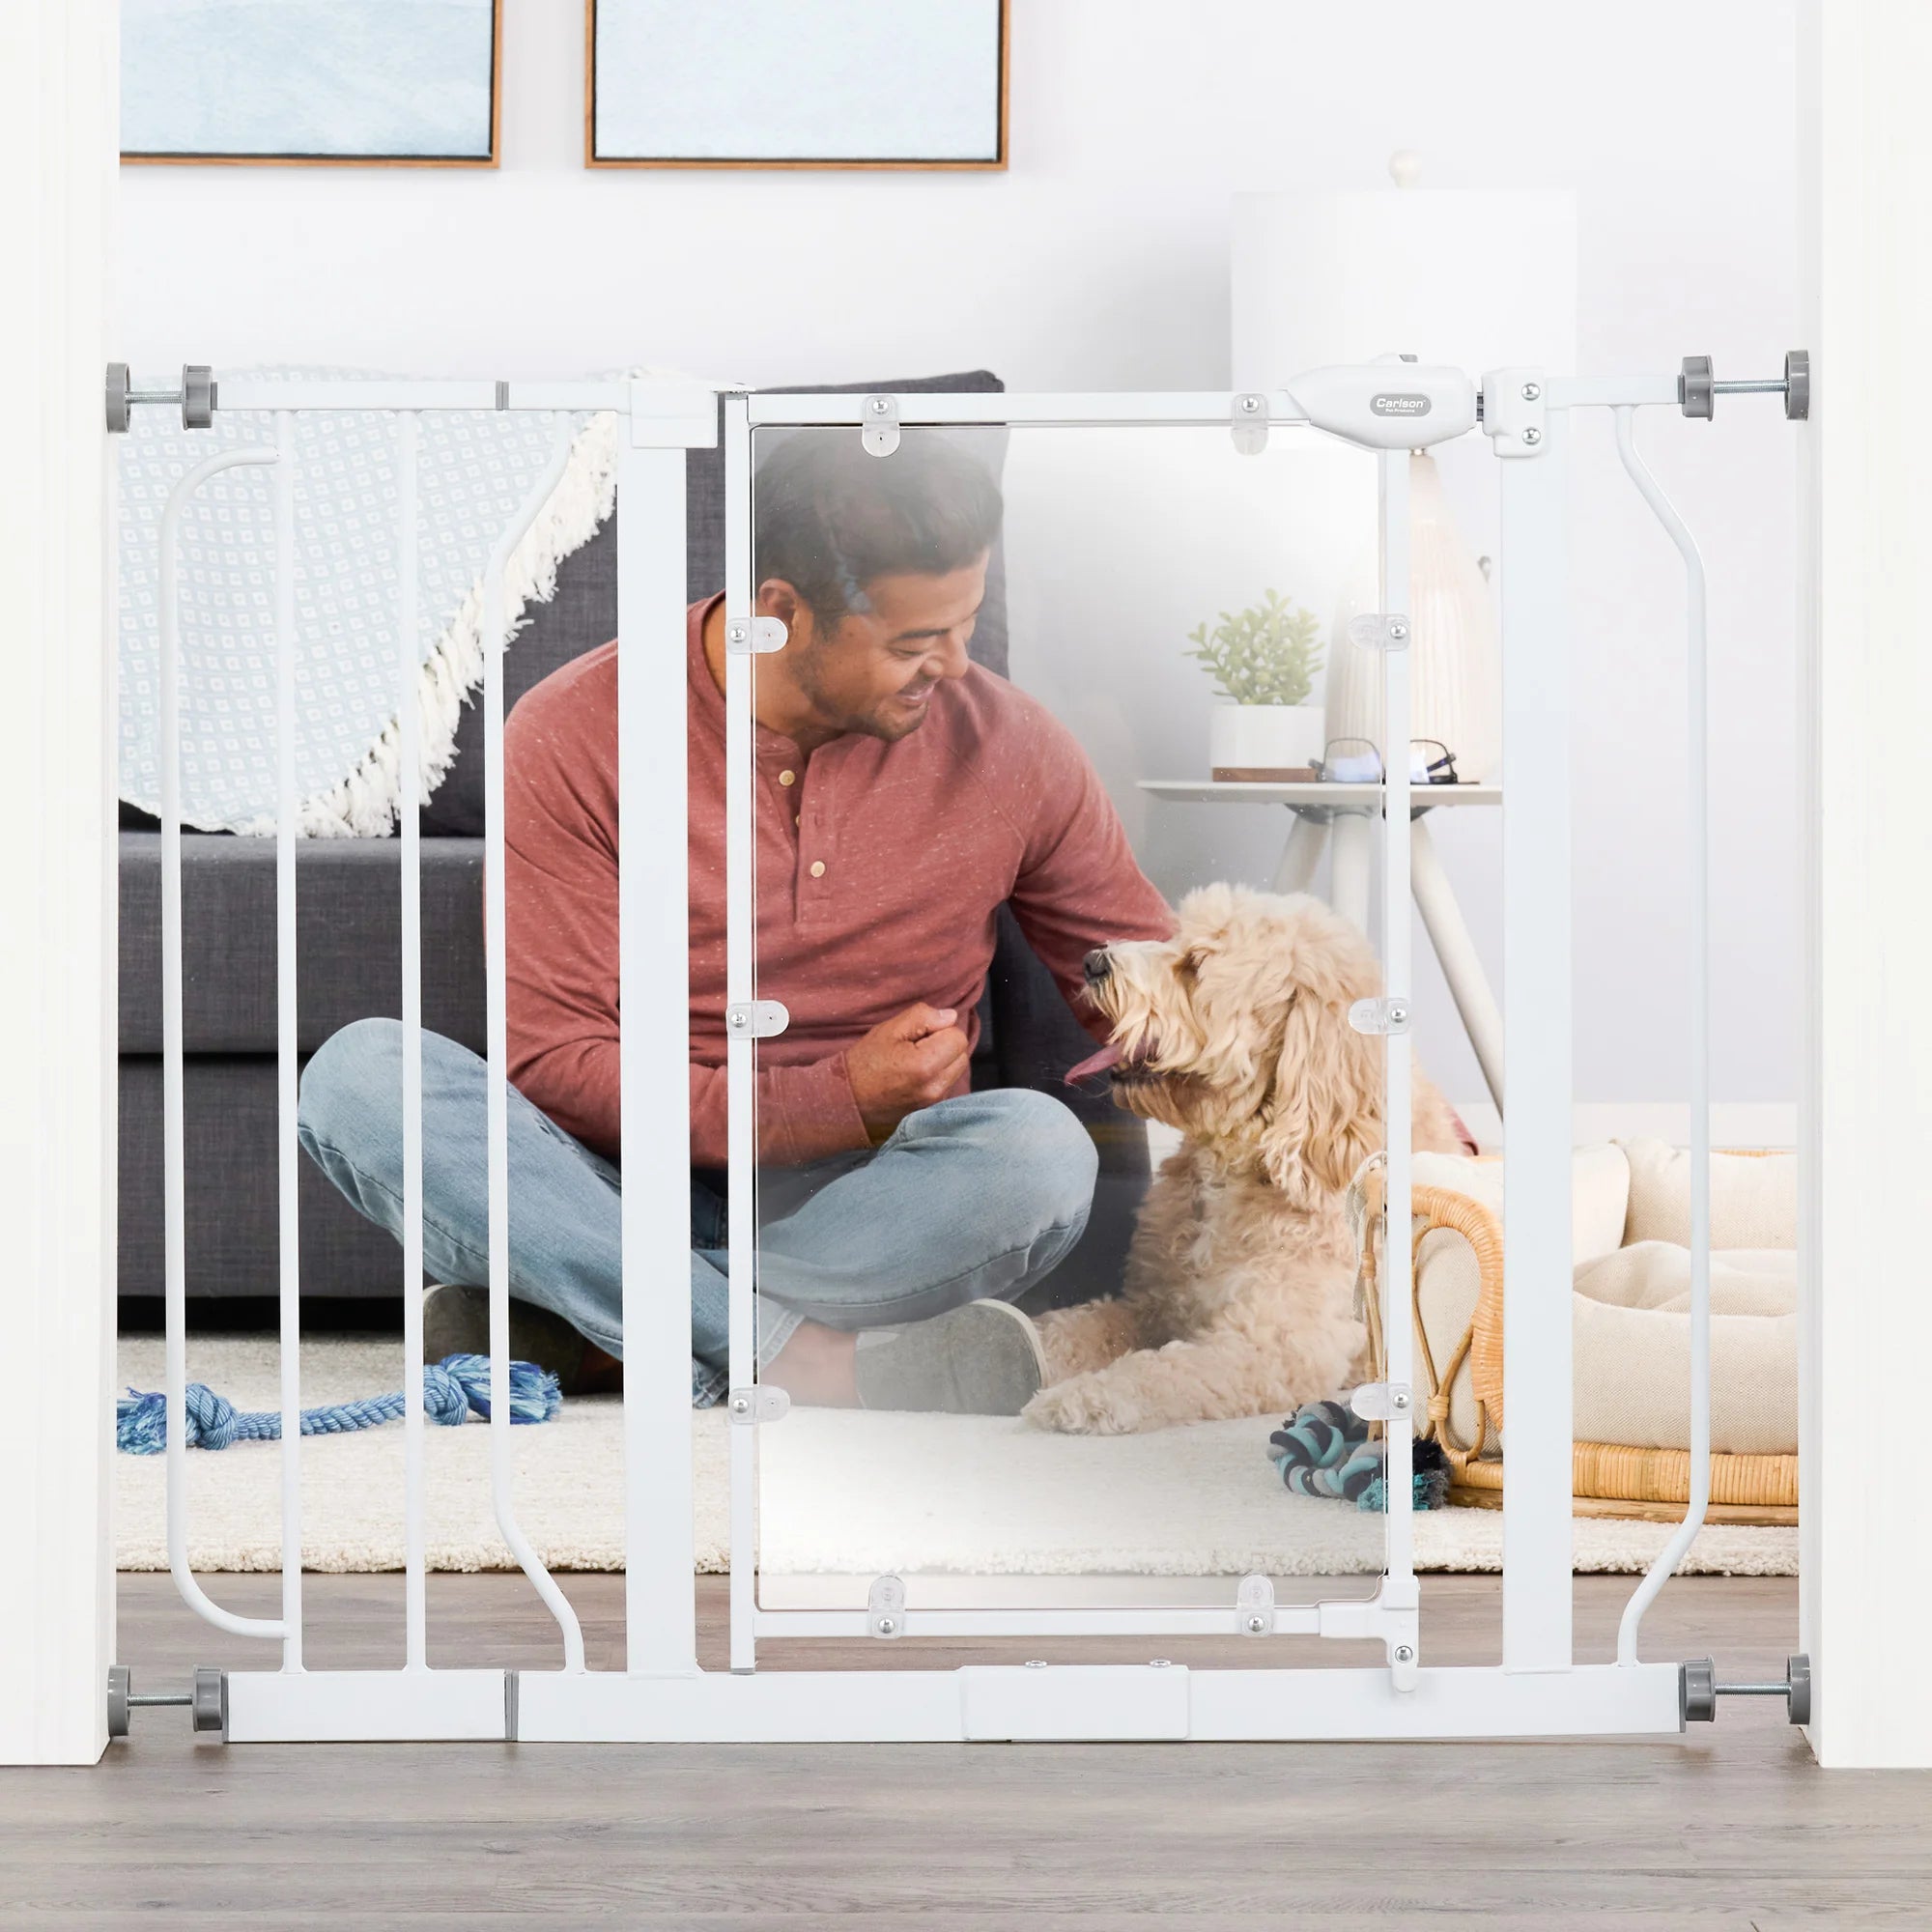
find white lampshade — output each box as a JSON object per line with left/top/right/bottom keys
{"left": 1232, "top": 173, "right": 1577, "bottom": 388}
{"left": 1232, "top": 162, "right": 1577, "bottom": 781}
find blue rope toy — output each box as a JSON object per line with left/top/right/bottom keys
{"left": 1268, "top": 1400, "right": 1451, "bottom": 1513}
{"left": 116, "top": 1353, "right": 561, "bottom": 1454}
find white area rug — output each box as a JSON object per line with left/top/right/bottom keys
{"left": 115, "top": 1336, "right": 1796, "bottom": 1577}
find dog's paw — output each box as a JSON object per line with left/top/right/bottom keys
{"left": 1023, "top": 1375, "right": 1144, "bottom": 1435}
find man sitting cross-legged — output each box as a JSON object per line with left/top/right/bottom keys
{"left": 298, "top": 428, "right": 1171, "bottom": 1413}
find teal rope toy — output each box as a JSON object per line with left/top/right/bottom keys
{"left": 1268, "top": 1400, "right": 1450, "bottom": 1513}
{"left": 116, "top": 1353, "right": 561, "bottom": 1454}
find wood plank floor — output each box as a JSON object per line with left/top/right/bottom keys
{"left": 3, "top": 1572, "right": 1926, "bottom": 1927}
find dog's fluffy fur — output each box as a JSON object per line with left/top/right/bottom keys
{"left": 1026, "top": 884, "right": 1465, "bottom": 1435}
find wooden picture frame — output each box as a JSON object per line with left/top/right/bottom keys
{"left": 585, "top": 0, "right": 1009, "bottom": 171}
{"left": 121, "top": 0, "right": 503, "bottom": 168}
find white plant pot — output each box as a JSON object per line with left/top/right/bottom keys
{"left": 1208, "top": 701, "right": 1325, "bottom": 779}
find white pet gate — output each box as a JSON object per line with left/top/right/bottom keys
{"left": 106, "top": 354, "right": 1809, "bottom": 1744}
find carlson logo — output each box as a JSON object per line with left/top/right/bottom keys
{"left": 1371, "top": 392, "right": 1433, "bottom": 417}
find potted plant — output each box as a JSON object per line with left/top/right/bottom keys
{"left": 1187, "top": 588, "right": 1326, "bottom": 780}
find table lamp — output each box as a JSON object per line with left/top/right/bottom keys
{"left": 1231, "top": 156, "right": 1577, "bottom": 781}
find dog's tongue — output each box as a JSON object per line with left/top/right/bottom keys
{"left": 1064, "top": 1042, "right": 1124, "bottom": 1086}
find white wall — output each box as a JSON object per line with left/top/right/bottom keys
{"left": 119, "top": 0, "right": 1799, "bottom": 1110}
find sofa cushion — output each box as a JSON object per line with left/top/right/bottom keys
{"left": 420, "top": 369, "right": 1010, "bottom": 837}
{"left": 120, "top": 831, "right": 485, "bottom": 1055}
{"left": 120, "top": 1055, "right": 422, "bottom": 1299}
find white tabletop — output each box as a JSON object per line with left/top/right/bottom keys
{"left": 1140, "top": 780, "right": 1501, "bottom": 809}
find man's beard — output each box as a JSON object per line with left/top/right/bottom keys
{"left": 793, "top": 648, "right": 934, "bottom": 743}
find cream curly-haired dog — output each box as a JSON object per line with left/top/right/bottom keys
{"left": 1025, "top": 883, "right": 1466, "bottom": 1435}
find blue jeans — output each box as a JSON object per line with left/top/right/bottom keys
{"left": 297, "top": 1019, "right": 1099, "bottom": 1406}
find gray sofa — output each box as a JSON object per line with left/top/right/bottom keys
{"left": 118, "top": 369, "right": 1150, "bottom": 1314}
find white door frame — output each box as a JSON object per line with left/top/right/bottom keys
{"left": 1797, "top": 0, "right": 1932, "bottom": 1770}
{"left": 0, "top": 0, "right": 119, "bottom": 1766}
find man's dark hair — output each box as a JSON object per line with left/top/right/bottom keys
{"left": 753, "top": 429, "right": 1003, "bottom": 627}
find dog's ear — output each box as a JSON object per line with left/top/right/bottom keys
{"left": 1259, "top": 989, "right": 1384, "bottom": 1208}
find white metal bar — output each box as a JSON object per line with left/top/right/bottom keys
{"left": 395, "top": 412, "right": 427, "bottom": 1673}
{"left": 1546, "top": 374, "right": 1681, "bottom": 411}
{"left": 221, "top": 1655, "right": 1680, "bottom": 1746}
{"left": 158, "top": 445, "right": 285, "bottom": 1643}
{"left": 211, "top": 380, "right": 633, "bottom": 414}
{"left": 1378, "top": 451, "right": 1417, "bottom": 1621}
{"left": 723, "top": 395, "right": 758, "bottom": 1674}
{"left": 616, "top": 435, "right": 698, "bottom": 1679}
{"left": 1612, "top": 406, "right": 1712, "bottom": 1664}
{"left": 746, "top": 391, "right": 1313, "bottom": 429}
{"left": 1184, "top": 1661, "right": 1682, "bottom": 1743}
{"left": 483, "top": 418, "right": 587, "bottom": 1672}
{"left": 755, "top": 1605, "right": 1328, "bottom": 1639}
{"left": 225, "top": 1669, "right": 508, "bottom": 1745}
{"left": 504, "top": 384, "right": 637, "bottom": 412}
{"left": 272, "top": 412, "right": 304, "bottom": 1670}
{"left": 507, "top": 1661, "right": 1683, "bottom": 1746}
{"left": 1498, "top": 414, "right": 1576, "bottom": 1672}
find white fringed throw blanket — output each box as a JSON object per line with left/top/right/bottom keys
{"left": 116, "top": 369, "right": 620, "bottom": 837}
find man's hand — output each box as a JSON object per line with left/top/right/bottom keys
{"left": 846, "top": 1004, "right": 972, "bottom": 1143}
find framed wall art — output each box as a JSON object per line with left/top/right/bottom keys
{"left": 586, "top": 0, "right": 1009, "bottom": 170}
{"left": 122, "top": 0, "right": 503, "bottom": 167}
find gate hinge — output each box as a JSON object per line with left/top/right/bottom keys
{"left": 1236, "top": 1573, "right": 1276, "bottom": 1635}
{"left": 1350, "top": 1381, "right": 1413, "bottom": 1424}
{"left": 862, "top": 394, "right": 900, "bottom": 457}
{"left": 868, "top": 1574, "right": 907, "bottom": 1637}
{"left": 1345, "top": 612, "right": 1410, "bottom": 651}
{"left": 727, "top": 1385, "right": 789, "bottom": 1425}
{"left": 1231, "top": 392, "right": 1269, "bottom": 454}
{"left": 725, "top": 1000, "right": 789, "bottom": 1039}
{"left": 724, "top": 615, "right": 788, "bottom": 655}
{"left": 1480, "top": 367, "right": 1548, "bottom": 457}
{"left": 1349, "top": 996, "right": 1411, "bottom": 1036}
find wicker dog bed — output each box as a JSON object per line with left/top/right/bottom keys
{"left": 1359, "top": 1146, "right": 1799, "bottom": 1526}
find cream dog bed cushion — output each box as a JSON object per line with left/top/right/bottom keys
{"left": 1620, "top": 1138, "right": 1799, "bottom": 1250}
{"left": 1572, "top": 1243, "right": 1796, "bottom": 1454}
{"left": 1408, "top": 1140, "right": 1798, "bottom": 1459}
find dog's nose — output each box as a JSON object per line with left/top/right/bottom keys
{"left": 1083, "top": 949, "right": 1112, "bottom": 985}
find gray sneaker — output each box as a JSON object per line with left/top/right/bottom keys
{"left": 421, "top": 1285, "right": 601, "bottom": 1395}
{"left": 853, "top": 1299, "right": 1047, "bottom": 1416}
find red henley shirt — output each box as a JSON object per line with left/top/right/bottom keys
{"left": 502, "top": 595, "right": 1173, "bottom": 1169}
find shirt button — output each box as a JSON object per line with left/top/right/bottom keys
{"left": 809, "top": 860, "right": 826, "bottom": 879}
{"left": 779, "top": 770, "right": 796, "bottom": 786}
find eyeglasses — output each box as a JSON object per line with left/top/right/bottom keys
{"left": 1312, "top": 738, "right": 1461, "bottom": 785}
